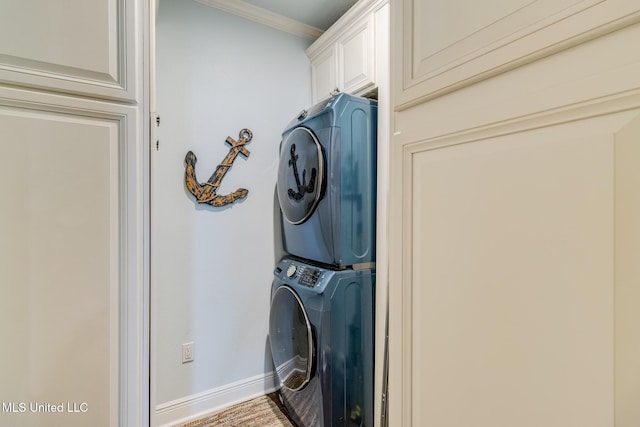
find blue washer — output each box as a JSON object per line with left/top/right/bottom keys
{"left": 269, "top": 256, "right": 375, "bottom": 427}
{"left": 277, "top": 94, "right": 377, "bottom": 269}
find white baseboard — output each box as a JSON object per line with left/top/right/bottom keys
{"left": 155, "top": 371, "right": 277, "bottom": 427}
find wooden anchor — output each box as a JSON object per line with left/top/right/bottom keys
{"left": 185, "top": 128, "right": 253, "bottom": 207}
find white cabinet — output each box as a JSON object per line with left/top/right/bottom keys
{"left": 0, "top": 1, "right": 148, "bottom": 425}
{"left": 310, "top": 45, "right": 337, "bottom": 104}
{"left": 338, "top": 15, "right": 374, "bottom": 95}
{"left": 0, "top": 0, "right": 139, "bottom": 101}
{"left": 307, "top": 0, "right": 386, "bottom": 104}
{"left": 388, "top": 0, "right": 640, "bottom": 426}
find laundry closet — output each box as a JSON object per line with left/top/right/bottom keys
{"left": 152, "top": 0, "right": 389, "bottom": 425}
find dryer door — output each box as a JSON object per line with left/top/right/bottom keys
{"left": 269, "top": 285, "right": 314, "bottom": 391}
{"left": 277, "top": 127, "right": 324, "bottom": 225}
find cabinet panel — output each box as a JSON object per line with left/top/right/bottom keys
{"left": 0, "top": 86, "right": 145, "bottom": 426}
{"left": 0, "top": 0, "right": 147, "bottom": 424}
{"left": 0, "top": 103, "right": 124, "bottom": 426}
{"left": 614, "top": 114, "right": 640, "bottom": 427}
{"left": 406, "top": 115, "right": 627, "bottom": 427}
{"left": 389, "top": 0, "right": 640, "bottom": 425}
{"left": 0, "top": 0, "right": 137, "bottom": 101}
{"left": 394, "top": 0, "right": 640, "bottom": 108}
{"left": 338, "top": 15, "right": 374, "bottom": 95}
{"left": 311, "top": 46, "right": 336, "bottom": 103}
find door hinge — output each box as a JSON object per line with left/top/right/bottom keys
{"left": 151, "top": 113, "right": 160, "bottom": 151}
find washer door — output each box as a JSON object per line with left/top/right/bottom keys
{"left": 277, "top": 127, "right": 324, "bottom": 225}
{"left": 269, "top": 285, "right": 314, "bottom": 391}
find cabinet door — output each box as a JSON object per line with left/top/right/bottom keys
{"left": 0, "top": 1, "right": 147, "bottom": 426}
{"left": 0, "top": 0, "right": 137, "bottom": 101}
{"left": 389, "top": 0, "right": 640, "bottom": 426}
{"left": 0, "top": 90, "right": 143, "bottom": 427}
{"left": 338, "top": 15, "right": 374, "bottom": 96}
{"left": 393, "top": 112, "right": 640, "bottom": 427}
{"left": 311, "top": 46, "right": 337, "bottom": 103}
{"left": 393, "top": 0, "right": 640, "bottom": 108}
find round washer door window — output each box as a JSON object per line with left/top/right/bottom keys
{"left": 269, "top": 285, "right": 313, "bottom": 391}
{"left": 277, "top": 127, "right": 324, "bottom": 225}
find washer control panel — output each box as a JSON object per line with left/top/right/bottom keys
{"left": 298, "top": 267, "right": 321, "bottom": 288}
{"left": 276, "top": 258, "right": 332, "bottom": 293}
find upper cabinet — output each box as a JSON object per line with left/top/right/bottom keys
{"left": 307, "top": 0, "right": 387, "bottom": 104}
{"left": 393, "top": 0, "right": 640, "bottom": 110}
{"left": 0, "top": 0, "right": 139, "bottom": 102}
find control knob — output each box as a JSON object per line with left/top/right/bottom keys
{"left": 286, "top": 265, "right": 297, "bottom": 278}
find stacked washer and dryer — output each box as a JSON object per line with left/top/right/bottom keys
{"left": 269, "top": 93, "right": 377, "bottom": 427}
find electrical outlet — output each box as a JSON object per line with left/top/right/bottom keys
{"left": 182, "top": 342, "right": 194, "bottom": 363}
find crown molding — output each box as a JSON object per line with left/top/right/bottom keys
{"left": 194, "top": 0, "right": 324, "bottom": 40}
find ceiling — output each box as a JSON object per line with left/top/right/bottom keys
{"left": 241, "top": 0, "right": 358, "bottom": 31}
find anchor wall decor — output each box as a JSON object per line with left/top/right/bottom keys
{"left": 185, "top": 128, "right": 253, "bottom": 207}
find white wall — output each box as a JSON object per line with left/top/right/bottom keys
{"left": 153, "top": 0, "right": 311, "bottom": 423}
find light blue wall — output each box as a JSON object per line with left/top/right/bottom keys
{"left": 154, "top": 0, "right": 311, "bottom": 409}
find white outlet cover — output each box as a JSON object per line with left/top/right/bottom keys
{"left": 182, "top": 342, "right": 194, "bottom": 363}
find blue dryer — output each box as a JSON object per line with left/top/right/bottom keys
{"left": 277, "top": 94, "right": 377, "bottom": 268}
{"left": 269, "top": 257, "right": 375, "bottom": 427}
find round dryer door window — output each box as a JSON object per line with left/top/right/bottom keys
{"left": 269, "top": 286, "right": 313, "bottom": 391}
{"left": 277, "top": 127, "right": 324, "bottom": 225}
